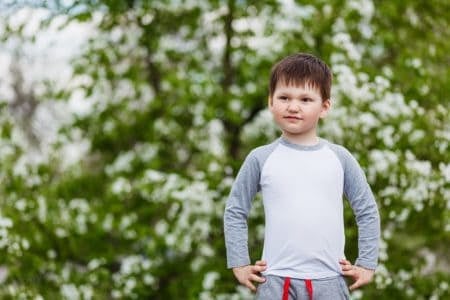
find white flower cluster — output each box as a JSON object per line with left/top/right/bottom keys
{"left": 48, "top": 198, "right": 96, "bottom": 236}
{"left": 199, "top": 271, "right": 221, "bottom": 299}
{"left": 0, "top": 216, "right": 13, "bottom": 249}
{"left": 209, "top": 285, "right": 254, "bottom": 300}
{"left": 242, "top": 109, "right": 279, "bottom": 142}
{"left": 111, "top": 255, "right": 156, "bottom": 299}
{"left": 60, "top": 283, "right": 93, "bottom": 300}
{"left": 168, "top": 180, "right": 218, "bottom": 256}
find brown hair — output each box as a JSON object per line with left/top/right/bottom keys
{"left": 269, "top": 53, "right": 332, "bottom": 101}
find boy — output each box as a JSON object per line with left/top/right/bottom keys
{"left": 223, "top": 53, "right": 380, "bottom": 300}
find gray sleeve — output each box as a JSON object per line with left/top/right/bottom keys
{"left": 331, "top": 144, "right": 381, "bottom": 270}
{"left": 223, "top": 151, "right": 261, "bottom": 268}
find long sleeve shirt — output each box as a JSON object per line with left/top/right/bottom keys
{"left": 224, "top": 137, "right": 380, "bottom": 279}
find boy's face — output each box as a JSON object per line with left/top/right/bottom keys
{"left": 269, "top": 81, "right": 330, "bottom": 143}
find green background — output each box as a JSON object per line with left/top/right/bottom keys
{"left": 0, "top": 0, "right": 449, "bottom": 299}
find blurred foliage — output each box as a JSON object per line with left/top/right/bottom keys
{"left": 0, "top": 0, "right": 449, "bottom": 299}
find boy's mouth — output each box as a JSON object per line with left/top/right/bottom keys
{"left": 284, "top": 116, "right": 302, "bottom": 120}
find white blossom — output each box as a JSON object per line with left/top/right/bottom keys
{"left": 347, "top": 0, "right": 374, "bottom": 20}
{"left": 242, "top": 109, "right": 278, "bottom": 141}
{"left": 154, "top": 220, "right": 168, "bottom": 236}
{"left": 87, "top": 258, "right": 105, "bottom": 270}
{"left": 369, "top": 149, "right": 398, "bottom": 175}
{"left": 228, "top": 99, "right": 241, "bottom": 112}
{"left": 374, "top": 263, "right": 392, "bottom": 289}
{"left": 409, "top": 130, "right": 425, "bottom": 143}
{"left": 0, "top": 229, "right": 10, "bottom": 249}
{"left": 121, "top": 256, "right": 140, "bottom": 275}
{"left": 143, "top": 169, "right": 165, "bottom": 182}
{"left": 124, "top": 278, "right": 136, "bottom": 291}
{"left": 202, "top": 272, "right": 219, "bottom": 290}
{"left": 0, "top": 266, "right": 8, "bottom": 284}
{"left": 191, "top": 257, "right": 205, "bottom": 272}
{"left": 0, "top": 216, "right": 13, "bottom": 228}
{"left": 332, "top": 32, "right": 362, "bottom": 62}
{"left": 165, "top": 234, "right": 176, "bottom": 246}
{"left": 199, "top": 244, "right": 214, "bottom": 257}
{"left": 47, "top": 249, "right": 57, "bottom": 259}
{"left": 111, "top": 177, "right": 132, "bottom": 195}
{"left": 406, "top": 158, "right": 431, "bottom": 177}
{"left": 143, "top": 274, "right": 155, "bottom": 285}
{"left": 21, "top": 239, "right": 29, "bottom": 250}
{"left": 119, "top": 213, "right": 137, "bottom": 230}
{"left": 14, "top": 199, "right": 27, "bottom": 211}
{"left": 61, "top": 284, "right": 80, "bottom": 300}
{"left": 439, "top": 163, "right": 450, "bottom": 182}
{"left": 55, "top": 228, "right": 68, "bottom": 238}
{"left": 79, "top": 285, "right": 93, "bottom": 300}
{"left": 102, "top": 214, "right": 113, "bottom": 231}
{"left": 37, "top": 196, "right": 47, "bottom": 223}
{"left": 69, "top": 198, "right": 90, "bottom": 213}
{"left": 105, "top": 151, "right": 135, "bottom": 175}
{"left": 207, "top": 119, "right": 225, "bottom": 157}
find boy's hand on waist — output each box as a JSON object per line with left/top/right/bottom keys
{"left": 232, "top": 260, "right": 267, "bottom": 292}
{"left": 340, "top": 259, "right": 375, "bottom": 290}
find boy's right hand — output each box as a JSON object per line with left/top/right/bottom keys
{"left": 232, "top": 260, "right": 267, "bottom": 292}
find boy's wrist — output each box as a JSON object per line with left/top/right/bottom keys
{"left": 228, "top": 257, "right": 251, "bottom": 269}
{"left": 355, "top": 258, "right": 377, "bottom": 271}
{"left": 232, "top": 264, "right": 249, "bottom": 271}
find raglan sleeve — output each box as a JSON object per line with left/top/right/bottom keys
{"left": 341, "top": 148, "right": 381, "bottom": 270}
{"left": 223, "top": 151, "right": 261, "bottom": 269}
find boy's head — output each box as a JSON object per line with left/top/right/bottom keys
{"left": 269, "top": 53, "right": 332, "bottom": 103}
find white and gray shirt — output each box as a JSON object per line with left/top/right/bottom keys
{"left": 224, "top": 137, "right": 380, "bottom": 279}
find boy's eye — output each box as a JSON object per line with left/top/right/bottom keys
{"left": 278, "top": 96, "right": 288, "bottom": 101}
{"left": 302, "top": 98, "right": 313, "bottom": 102}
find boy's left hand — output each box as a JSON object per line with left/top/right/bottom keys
{"left": 340, "top": 259, "right": 375, "bottom": 290}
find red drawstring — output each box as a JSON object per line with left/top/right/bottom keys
{"left": 305, "top": 279, "right": 313, "bottom": 300}
{"left": 282, "top": 277, "right": 291, "bottom": 300}
{"left": 282, "top": 277, "right": 313, "bottom": 300}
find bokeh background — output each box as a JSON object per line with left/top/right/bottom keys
{"left": 0, "top": 0, "right": 449, "bottom": 299}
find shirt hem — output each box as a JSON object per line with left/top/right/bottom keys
{"left": 262, "top": 270, "right": 341, "bottom": 280}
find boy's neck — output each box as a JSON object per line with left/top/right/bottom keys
{"left": 281, "top": 133, "right": 320, "bottom": 146}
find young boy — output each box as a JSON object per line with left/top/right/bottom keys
{"left": 223, "top": 53, "right": 380, "bottom": 300}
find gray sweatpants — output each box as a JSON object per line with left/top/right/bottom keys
{"left": 256, "top": 275, "right": 350, "bottom": 300}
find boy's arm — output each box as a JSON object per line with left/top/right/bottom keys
{"left": 341, "top": 148, "right": 381, "bottom": 270}
{"left": 223, "top": 152, "right": 261, "bottom": 268}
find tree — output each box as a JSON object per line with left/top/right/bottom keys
{"left": 0, "top": 0, "right": 449, "bottom": 299}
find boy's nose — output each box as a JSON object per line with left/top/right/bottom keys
{"left": 287, "top": 102, "right": 300, "bottom": 112}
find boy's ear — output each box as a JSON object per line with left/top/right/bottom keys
{"left": 268, "top": 96, "right": 273, "bottom": 108}
{"left": 320, "top": 99, "right": 331, "bottom": 118}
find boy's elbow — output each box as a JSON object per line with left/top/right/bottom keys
{"left": 224, "top": 203, "right": 248, "bottom": 223}
{"left": 355, "top": 200, "right": 380, "bottom": 224}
